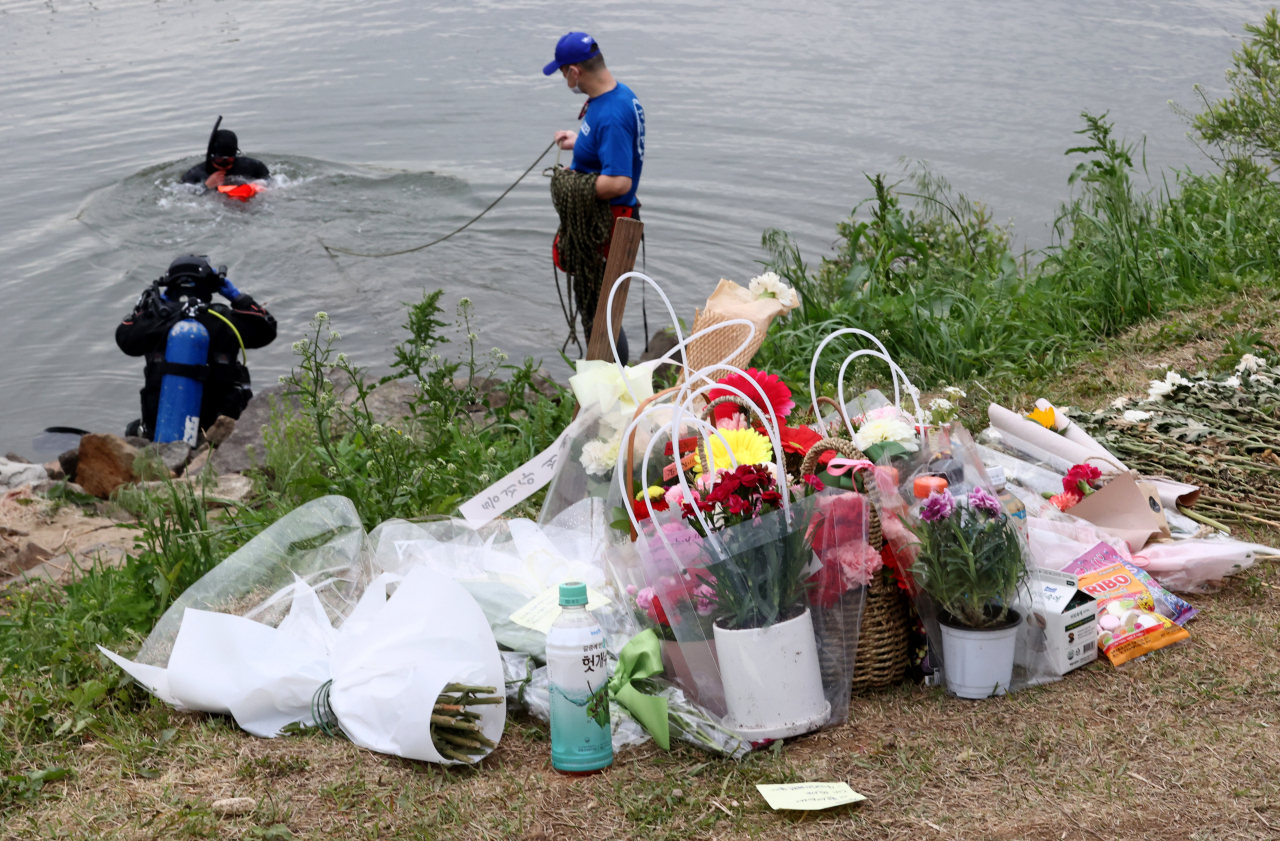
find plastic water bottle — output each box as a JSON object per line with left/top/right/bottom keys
{"left": 547, "top": 581, "right": 612, "bottom": 774}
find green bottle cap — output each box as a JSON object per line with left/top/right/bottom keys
{"left": 559, "top": 581, "right": 588, "bottom": 607}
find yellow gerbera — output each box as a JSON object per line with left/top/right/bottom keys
{"left": 1027, "top": 406, "right": 1056, "bottom": 430}
{"left": 697, "top": 428, "right": 773, "bottom": 473}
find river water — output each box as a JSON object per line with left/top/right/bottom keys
{"left": 0, "top": 0, "right": 1267, "bottom": 457}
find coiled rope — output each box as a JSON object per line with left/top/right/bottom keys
{"left": 319, "top": 140, "right": 557, "bottom": 259}
{"left": 549, "top": 166, "right": 612, "bottom": 350}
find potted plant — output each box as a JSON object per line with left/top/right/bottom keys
{"left": 906, "top": 487, "right": 1028, "bottom": 699}
{"left": 676, "top": 463, "right": 830, "bottom": 739}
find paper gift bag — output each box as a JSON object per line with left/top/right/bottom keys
{"left": 1068, "top": 473, "right": 1171, "bottom": 552}
{"left": 684, "top": 279, "right": 792, "bottom": 381}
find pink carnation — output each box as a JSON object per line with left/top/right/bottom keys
{"left": 834, "top": 541, "right": 884, "bottom": 589}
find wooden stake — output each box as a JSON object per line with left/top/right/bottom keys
{"left": 586, "top": 216, "right": 644, "bottom": 362}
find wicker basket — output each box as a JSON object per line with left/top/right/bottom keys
{"left": 800, "top": 437, "right": 909, "bottom": 693}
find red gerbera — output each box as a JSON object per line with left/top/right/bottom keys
{"left": 708, "top": 368, "right": 795, "bottom": 424}
{"left": 776, "top": 425, "right": 823, "bottom": 455}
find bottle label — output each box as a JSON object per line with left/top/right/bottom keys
{"left": 548, "top": 633, "right": 612, "bottom": 771}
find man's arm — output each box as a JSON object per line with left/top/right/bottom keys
{"left": 116, "top": 289, "right": 180, "bottom": 357}
{"left": 595, "top": 175, "right": 632, "bottom": 200}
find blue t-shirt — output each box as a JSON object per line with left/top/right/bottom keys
{"left": 571, "top": 82, "right": 645, "bottom": 207}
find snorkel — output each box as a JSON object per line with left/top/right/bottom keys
{"left": 205, "top": 115, "right": 223, "bottom": 171}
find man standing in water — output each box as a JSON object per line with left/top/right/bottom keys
{"left": 545, "top": 32, "right": 645, "bottom": 361}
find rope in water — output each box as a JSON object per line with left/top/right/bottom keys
{"left": 320, "top": 140, "right": 557, "bottom": 259}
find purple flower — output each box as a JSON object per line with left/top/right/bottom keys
{"left": 920, "top": 489, "right": 956, "bottom": 522}
{"left": 968, "top": 486, "right": 1003, "bottom": 518}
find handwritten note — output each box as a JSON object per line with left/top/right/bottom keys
{"left": 457, "top": 423, "right": 576, "bottom": 528}
{"left": 509, "top": 587, "right": 613, "bottom": 635}
{"left": 755, "top": 782, "right": 866, "bottom": 811}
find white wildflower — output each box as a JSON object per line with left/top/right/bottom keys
{"left": 580, "top": 435, "right": 622, "bottom": 476}
{"left": 747, "top": 271, "right": 800, "bottom": 310}
{"left": 942, "top": 386, "right": 966, "bottom": 400}
{"left": 1122, "top": 410, "right": 1153, "bottom": 423}
{"left": 854, "top": 418, "right": 919, "bottom": 453}
{"left": 1237, "top": 353, "right": 1266, "bottom": 373}
{"left": 315, "top": 311, "right": 328, "bottom": 322}
{"left": 930, "top": 398, "right": 954, "bottom": 412}
{"left": 1224, "top": 375, "right": 1242, "bottom": 388}
{"left": 337, "top": 353, "right": 348, "bottom": 364}
{"left": 1147, "top": 370, "right": 1189, "bottom": 401}
{"left": 1111, "top": 397, "right": 1130, "bottom": 410}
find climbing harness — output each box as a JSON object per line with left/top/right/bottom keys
{"left": 320, "top": 140, "right": 557, "bottom": 259}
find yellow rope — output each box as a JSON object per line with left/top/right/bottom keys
{"left": 205, "top": 308, "right": 247, "bottom": 365}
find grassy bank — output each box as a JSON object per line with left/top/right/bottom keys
{"left": 4, "top": 12, "right": 1280, "bottom": 840}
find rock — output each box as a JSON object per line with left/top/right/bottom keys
{"left": 356, "top": 379, "right": 417, "bottom": 425}
{"left": 42, "top": 460, "right": 65, "bottom": 481}
{"left": 58, "top": 447, "right": 79, "bottom": 483}
{"left": 209, "top": 473, "right": 254, "bottom": 507}
{"left": 205, "top": 415, "right": 237, "bottom": 448}
{"left": 186, "top": 444, "right": 211, "bottom": 477}
{"left": 139, "top": 441, "right": 193, "bottom": 478}
{"left": 209, "top": 385, "right": 296, "bottom": 475}
{"left": 211, "top": 797, "right": 256, "bottom": 816}
{"left": 124, "top": 436, "right": 150, "bottom": 450}
{"left": 0, "top": 458, "right": 48, "bottom": 490}
{"left": 5, "top": 541, "right": 53, "bottom": 576}
{"left": 640, "top": 328, "right": 682, "bottom": 364}
{"left": 76, "top": 434, "right": 139, "bottom": 499}
{"left": 4, "top": 452, "right": 30, "bottom": 464}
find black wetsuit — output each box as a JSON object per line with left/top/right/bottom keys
{"left": 180, "top": 157, "right": 271, "bottom": 185}
{"left": 116, "top": 288, "right": 277, "bottom": 438}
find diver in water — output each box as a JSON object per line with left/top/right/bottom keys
{"left": 116, "top": 254, "right": 277, "bottom": 440}
{"left": 180, "top": 117, "right": 270, "bottom": 190}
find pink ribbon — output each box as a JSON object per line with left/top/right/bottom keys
{"left": 823, "top": 457, "right": 875, "bottom": 477}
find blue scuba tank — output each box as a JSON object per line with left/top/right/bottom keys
{"left": 153, "top": 318, "right": 210, "bottom": 445}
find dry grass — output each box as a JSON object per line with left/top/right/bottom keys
{"left": 5, "top": 295, "right": 1280, "bottom": 840}
{"left": 5, "top": 561, "right": 1277, "bottom": 841}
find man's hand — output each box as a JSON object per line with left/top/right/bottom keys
{"left": 554, "top": 130, "right": 577, "bottom": 151}
{"left": 205, "top": 170, "right": 227, "bottom": 189}
{"left": 595, "top": 175, "right": 633, "bottom": 200}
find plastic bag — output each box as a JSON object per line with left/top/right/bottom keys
{"left": 879, "top": 425, "right": 1060, "bottom": 695}
{"left": 103, "top": 566, "right": 506, "bottom": 764}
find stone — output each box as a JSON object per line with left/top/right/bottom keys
{"left": 205, "top": 415, "right": 237, "bottom": 447}
{"left": 58, "top": 447, "right": 79, "bottom": 483}
{"left": 640, "top": 328, "right": 682, "bottom": 364}
{"left": 7, "top": 541, "right": 53, "bottom": 575}
{"left": 124, "top": 436, "right": 150, "bottom": 450}
{"left": 356, "top": 379, "right": 417, "bottom": 425}
{"left": 0, "top": 458, "right": 47, "bottom": 490}
{"left": 139, "top": 441, "right": 193, "bottom": 478}
{"left": 211, "top": 797, "right": 256, "bottom": 816}
{"left": 76, "top": 434, "right": 139, "bottom": 499}
{"left": 209, "top": 473, "right": 254, "bottom": 507}
{"left": 209, "top": 385, "right": 296, "bottom": 475}
{"left": 4, "top": 452, "right": 30, "bottom": 464}
{"left": 42, "top": 460, "right": 65, "bottom": 481}
{"left": 186, "top": 444, "right": 211, "bottom": 477}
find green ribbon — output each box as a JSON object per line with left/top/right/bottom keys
{"left": 608, "top": 629, "right": 670, "bottom": 750}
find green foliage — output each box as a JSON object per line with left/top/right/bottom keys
{"left": 277, "top": 293, "right": 573, "bottom": 530}
{"left": 756, "top": 111, "right": 1280, "bottom": 399}
{"left": 1174, "top": 9, "right": 1280, "bottom": 174}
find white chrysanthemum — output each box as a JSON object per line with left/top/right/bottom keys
{"left": 855, "top": 417, "right": 919, "bottom": 452}
{"left": 748, "top": 271, "right": 800, "bottom": 311}
{"left": 579, "top": 437, "right": 620, "bottom": 476}
{"left": 942, "top": 386, "right": 966, "bottom": 399}
{"left": 1147, "top": 370, "right": 1189, "bottom": 401}
{"left": 1122, "top": 410, "right": 1152, "bottom": 422}
{"left": 1111, "top": 397, "right": 1130, "bottom": 410}
{"left": 1237, "top": 353, "right": 1266, "bottom": 373}
{"left": 1224, "top": 375, "right": 1242, "bottom": 388}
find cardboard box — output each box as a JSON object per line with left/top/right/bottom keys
{"left": 1016, "top": 569, "right": 1098, "bottom": 675}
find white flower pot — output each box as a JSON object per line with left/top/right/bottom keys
{"left": 712, "top": 607, "right": 830, "bottom": 739}
{"left": 938, "top": 609, "right": 1024, "bottom": 699}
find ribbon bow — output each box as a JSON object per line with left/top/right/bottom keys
{"left": 607, "top": 629, "right": 670, "bottom": 749}
{"left": 823, "top": 457, "right": 875, "bottom": 477}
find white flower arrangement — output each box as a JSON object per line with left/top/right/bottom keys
{"left": 580, "top": 433, "right": 622, "bottom": 477}
{"left": 747, "top": 271, "right": 800, "bottom": 311}
{"left": 855, "top": 417, "right": 920, "bottom": 453}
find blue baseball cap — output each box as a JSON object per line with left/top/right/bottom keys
{"left": 543, "top": 31, "right": 600, "bottom": 75}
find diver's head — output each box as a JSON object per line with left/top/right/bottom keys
{"left": 162, "top": 254, "right": 219, "bottom": 303}
{"left": 209, "top": 130, "right": 239, "bottom": 171}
